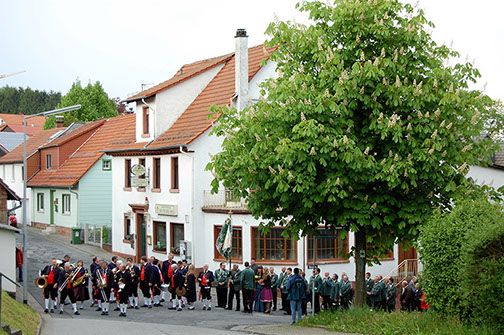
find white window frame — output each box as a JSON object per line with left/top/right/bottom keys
{"left": 102, "top": 159, "right": 111, "bottom": 171}
{"left": 62, "top": 194, "right": 71, "bottom": 215}
{"left": 37, "top": 193, "right": 44, "bottom": 212}
{"left": 46, "top": 155, "right": 52, "bottom": 169}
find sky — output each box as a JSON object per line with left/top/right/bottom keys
{"left": 1, "top": 0, "right": 503, "bottom": 102}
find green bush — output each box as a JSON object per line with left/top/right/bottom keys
{"left": 419, "top": 198, "right": 503, "bottom": 318}
{"left": 461, "top": 218, "right": 504, "bottom": 330}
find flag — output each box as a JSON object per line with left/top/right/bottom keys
{"left": 216, "top": 218, "right": 232, "bottom": 259}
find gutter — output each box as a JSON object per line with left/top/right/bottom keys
{"left": 102, "top": 144, "right": 188, "bottom": 154}
{"left": 122, "top": 96, "right": 147, "bottom": 103}
{"left": 179, "top": 146, "right": 195, "bottom": 262}
{"left": 68, "top": 185, "right": 80, "bottom": 228}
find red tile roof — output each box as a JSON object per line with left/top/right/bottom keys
{"left": 0, "top": 114, "right": 46, "bottom": 135}
{"left": 28, "top": 114, "right": 136, "bottom": 187}
{"left": 124, "top": 53, "right": 234, "bottom": 102}
{"left": 40, "top": 119, "right": 106, "bottom": 149}
{"left": 0, "top": 128, "right": 65, "bottom": 164}
{"left": 106, "top": 44, "right": 274, "bottom": 154}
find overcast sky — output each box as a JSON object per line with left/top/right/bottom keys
{"left": 1, "top": 0, "right": 503, "bottom": 101}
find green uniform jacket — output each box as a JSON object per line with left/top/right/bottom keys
{"left": 329, "top": 280, "right": 340, "bottom": 301}
{"left": 340, "top": 280, "right": 351, "bottom": 300}
{"left": 370, "top": 280, "right": 385, "bottom": 302}
{"left": 321, "top": 277, "right": 332, "bottom": 297}
{"left": 270, "top": 273, "right": 279, "bottom": 291}
{"left": 309, "top": 274, "right": 323, "bottom": 294}
{"left": 230, "top": 269, "right": 241, "bottom": 291}
{"left": 366, "top": 278, "right": 375, "bottom": 292}
{"left": 240, "top": 267, "right": 255, "bottom": 290}
{"left": 215, "top": 268, "right": 229, "bottom": 286}
{"left": 280, "top": 273, "right": 292, "bottom": 294}
{"left": 386, "top": 283, "right": 396, "bottom": 306}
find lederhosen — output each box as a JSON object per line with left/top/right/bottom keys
{"left": 58, "top": 270, "right": 76, "bottom": 304}
{"left": 42, "top": 265, "right": 60, "bottom": 300}
{"left": 140, "top": 263, "right": 152, "bottom": 299}
{"left": 116, "top": 270, "right": 131, "bottom": 304}
{"left": 129, "top": 265, "right": 140, "bottom": 298}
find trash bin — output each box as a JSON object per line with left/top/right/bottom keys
{"left": 71, "top": 227, "right": 82, "bottom": 244}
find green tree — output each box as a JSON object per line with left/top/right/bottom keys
{"left": 207, "top": 0, "right": 498, "bottom": 306}
{"left": 44, "top": 80, "right": 118, "bottom": 129}
{"left": 0, "top": 85, "right": 61, "bottom": 115}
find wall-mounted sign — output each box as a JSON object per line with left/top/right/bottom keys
{"left": 131, "top": 164, "right": 146, "bottom": 176}
{"left": 132, "top": 178, "right": 148, "bottom": 188}
{"left": 155, "top": 204, "right": 178, "bottom": 216}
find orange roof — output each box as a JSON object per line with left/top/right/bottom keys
{"left": 125, "top": 53, "right": 234, "bottom": 102}
{"left": 0, "top": 114, "right": 46, "bottom": 135}
{"left": 28, "top": 114, "right": 136, "bottom": 187}
{"left": 106, "top": 44, "right": 273, "bottom": 154}
{"left": 0, "top": 128, "right": 65, "bottom": 164}
{"left": 41, "top": 119, "right": 105, "bottom": 148}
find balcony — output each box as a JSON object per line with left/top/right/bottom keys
{"left": 202, "top": 190, "right": 251, "bottom": 214}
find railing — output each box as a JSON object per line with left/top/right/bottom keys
{"left": 84, "top": 224, "right": 102, "bottom": 247}
{"left": 202, "top": 190, "right": 248, "bottom": 211}
{"left": 383, "top": 259, "right": 421, "bottom": 287}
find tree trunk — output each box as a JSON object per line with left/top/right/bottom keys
{"left": 354, "top": 229, "right": 367, "bottom": 307}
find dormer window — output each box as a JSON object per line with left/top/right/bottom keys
{"left": 142, "top": 106, "right": 150, "bottom": 136}
{"left": 46, "top": 155, "right": 52, "bottom": 169}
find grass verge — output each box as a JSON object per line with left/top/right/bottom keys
{"left": 1, "top": 290, "right": 39, "bottom": 335}
{"left": 297, "top": 307, "right": 496, "bottom": 335}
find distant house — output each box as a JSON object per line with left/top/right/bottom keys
{"left": 0, "top": 128, "right": 67, "bottom": 224}
{"left": 0, "top": 132, "right": 25, "bottom": 157}
{"left": 468, "top": 142, "right": 504, "bottom": 190}
{"left": 0, "top": 113, "right": 46, "bottom": 136}
{"left": 27, "top": 115, "right": 135, "bottom": 239}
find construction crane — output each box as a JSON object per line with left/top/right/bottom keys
{"left": 0, "top": 70, "right": 26, "bottom": 79}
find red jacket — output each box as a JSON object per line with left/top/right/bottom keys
{"left": 420, "top": 291, "right": 429, "bottom": 310}
{"left": 16, "top": 248, "right": 23, "bottom": 267}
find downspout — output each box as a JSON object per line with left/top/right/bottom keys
{"left": 141, "top": 98, "right": 156, "bottom": 140}
{"left": 68, "top": 185, "right": 80, "bottom": 228}
{"left": 179, "top": 146, "right": 194, "bottom": 261}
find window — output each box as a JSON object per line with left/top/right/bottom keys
{"left": 139, "top": 158, "right": 146, "bottom": 179}
{"left": 362, "top": 233, "right": 394, "bottom": 260}
{"left": 62, "top": 194, "right": 71, "bottom": 214}
{"left": 124, "top": 159, "right": 131, "bottom": 188}
{"left": 153, "top": 158, "right": 161, "bottom": 189}
{"left": 46, "top": 155, "right": 52, "bottom": 169}
{"left": 307, "top": 228, "right": 348, "bottom": 261}
{"left": 142, "top": 106, "right": 149, "bottom": 135}
{"left": 170, "top": 223, "right": 184, "bottom": 255}
{"left": 252, "top": 227, "right": 296, "bottom": 262}
{"left": 153, "top": 221, "right": 167, "bottom": 251}
{"left": 214, "top": 225, "right": 243, "bottom": 261}
{"left": 102, "top": 159, "right": 111, "bottom": 171}
{"left": 37, "top": 193, "right": 44, "bottom": 212}
{"left": 171, "top": 157, "right": 179, "bottom": 190}
{"left": 124, "top": 215, "right": 131, "bottom": 239}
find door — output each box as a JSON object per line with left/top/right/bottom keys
{"left": 49, "top": 190, "right": 56, "bottom": 225}
{"left": 135, "top": 212, "right": 146, "bottom": 261}
{"left": 398, "top": 244, "right": 418, "bottom": 277}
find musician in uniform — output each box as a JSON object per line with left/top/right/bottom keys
{"left": 41, "top": 259, "right": 61, "bottom": 313}
{"left": 161, "top": 254, "right": 176, "bottom": 303}
{"left": 61, "top": 255, "right": 71, "bottom": 268}
{"left": 112, "top": 260, "right": 123, "bottom": 311}
{"left": 96, "top": 260, "right": 114, "bottom": 315}
{"left": 150, "top": 258, "right": 163, "bottom": 307}
{"left": 72, "top": 260, "right": 90, "bottom": 310}
{"left": 168, "top": 263, "right": 180, "bottom": 310}
{"left": 108, "top": 256, "right": 118, "bottom": 303}
{"left": 172, "top": 262, "right": 185, "bottom": 311}
{"left": 116, "top": 263, "right": 131, "bottom": 316}
{"left": 186, "top": 264, "right": 197, "bottom": 310}
{"left": 197, "top": 264, "right": 214, "bottom": 310}
{"left": 126, "top": 257, "right": 140, "bottom": 309}
{"left": 139, "top": 256, "right": 153, "bottom": 308}
{"left": 227, "top": 264, "right": 241, "bottom": 311}
{"left": 90, "top": 256, "right": 100, "bottom": 308}
{"left": 58, "top": 263, "right": 80, "bottom": 315}
{"left": 214, "top": 262, "right": 229, "bottom": 308}
{"left": 180, "top": 259, "right": 189, "bottom": 307}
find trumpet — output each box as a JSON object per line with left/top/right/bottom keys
{"left": 59, "top": 266, "right": 82, "bottom": 292}
{"left": 35, "top": 275, "right": 48, "bottom": 289}
{"left": 73, "top": 272, "right": 89, "bottom": 286}
{"left": 95, "top": 269, "right": 107, "bottom": 301}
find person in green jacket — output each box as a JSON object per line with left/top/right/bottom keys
{"left": 214, "top": 262, "right": 229, "bottom": 308}
{"left": 366, "top": 272, "right": 374, "bottom": 307}
{"left": 286, "top": 268, "right": 307, "bottom": 325}
{"left": 368, "top": 275, "right": 386, "bottom": 310}
{"left": 386, "top": 277, "right": 397, "bottom": 312}
{"left": 308, "top": 268, "right": 323, "bottom": 313}
{"left": 321, "top": 271, "right": 333, "bottom": 310}
{"left": 329, "top": 273, "right": 340, "bottom": 310}
{"left": 227, "top": 264, "right": 241, "bottom": 311}
{"left": 240, "top": 262, "right": 255, "bottom": 313}
{"left": 339, "top": 275, "right": 351, "bottom": 309}
{"left": 269, "top": 267, "right": 279, "bottom": 311}
{"left": 280, "top": 268, "right": 292, "bottom": 315}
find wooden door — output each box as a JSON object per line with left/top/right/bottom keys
{"left": 135, "top": 212, "right": 146, "bottom": 261}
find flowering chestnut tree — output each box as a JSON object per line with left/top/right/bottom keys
{"left": 207, "top": 0, "right": 497, "bottom": 306}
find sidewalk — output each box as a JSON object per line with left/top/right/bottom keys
{"left": 239, "top": 325, "right": 358, "bottom": 335}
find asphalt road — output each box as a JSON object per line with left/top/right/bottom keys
{"left": 16, "top": 227, "right": 292, "bottom": 332}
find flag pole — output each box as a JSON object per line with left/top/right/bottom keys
{"left": 228, "top": 210, "right": 233, "bottom": 271}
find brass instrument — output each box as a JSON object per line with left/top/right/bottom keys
{"left": 95, "top": 269, "right": 107, "bottom": 301}
{"left": 118, "top": 277, "right": 125, "bottom": 293}
{"left": 59, "top": 266, "right": 82, "bottom": 292}
{"left": 73, "top": 272, "right": 89, "bottom": 286}
{"left": 35, "top": 275, "right": 48, "bottom": 289}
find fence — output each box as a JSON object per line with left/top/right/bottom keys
{"left": 84, "top": 224, "right": 112, "bottom": 247}
{"left": 202, "top": 190, "right": 248, "bottom": 210}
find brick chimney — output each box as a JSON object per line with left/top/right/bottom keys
{"left": 235, "top": 28, "right": 249, "bottom": 111}
{"left": 55, "top": 115, "right": 64, "bottom": 128}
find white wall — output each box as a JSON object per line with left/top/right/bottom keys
{"left": 0, "top": 227, "right": 17, "bottom": 293}
{"left": 31, "top": 188, "right": 78, "bottom": 228}
{"left": 1, "top": 163, "right": 30, "bottom": 224}
{"left": 467, "top": 165, "right": 504, "bottom": 190}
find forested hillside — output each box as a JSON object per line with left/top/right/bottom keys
{"left": 0, "top": 86, "right": 61, "bottom": 115}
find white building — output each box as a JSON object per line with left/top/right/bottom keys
{"left": 106, "top": 30, "right": 415, "bottom": 281}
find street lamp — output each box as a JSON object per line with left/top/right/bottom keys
{"left": 22, "top": 104, "right": 81, "bottom": 304}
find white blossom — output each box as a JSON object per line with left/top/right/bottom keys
{"left": 407, "top": 123, "right": 412, "bottom": 131}
{"left": 269, "top": 165, "right": 276, "bottom": 174}
{"left": 336, "top": 177, "right": 340, "bottom": 185}
{"left": 301, "top": 112, "right": 306, "bottom": 121}
{"left": 446, "top": 122, "right": 453, "bottom": 130}
{"left": 371, "top": 203, "right": 377, "bottom": 210}
{"left": 364, "top": 147, "right": 370, "bottom": 155}
{"left": 431, "top": 130, "right": 438, "bottom": 138}
{"left": 343, "top": 135, "right": 349, "bottom": 144}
